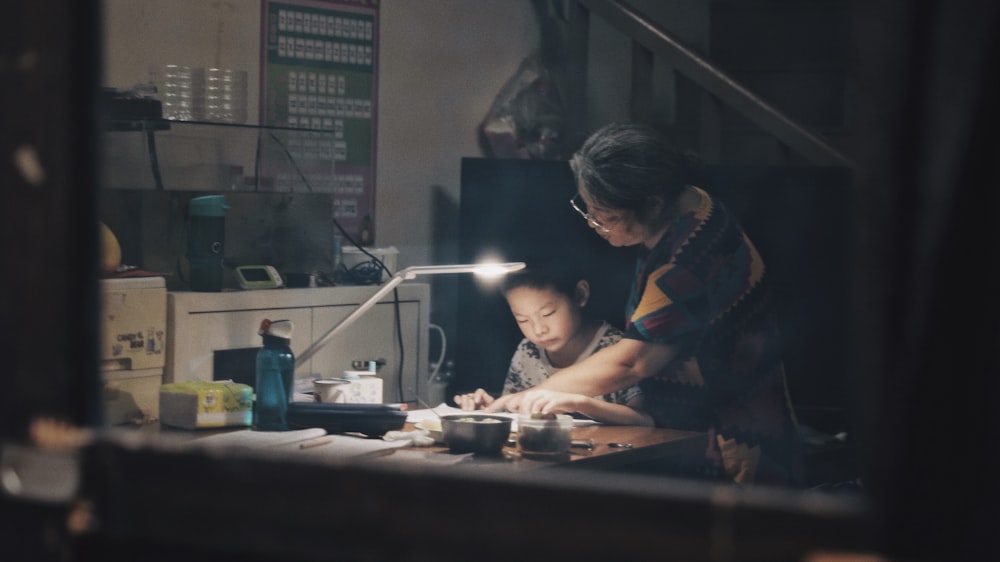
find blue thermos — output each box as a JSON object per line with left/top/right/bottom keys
{"left": 187, "top": 195, "right": 229, "bottom": 291}
{"left": 254, "top": 319, "right": 295, "bottom": 431}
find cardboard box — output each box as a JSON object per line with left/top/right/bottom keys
{"left": 339, "top": 375, "right": 383, "bottom": 404}
{"left": 159, "top": 381, "right": 253, "bottom": 429}
{"left": 100, "top": 277, "right": 167, "bottom": 424}
{"left": 102, "top": 368, "right": 164, "bottom": 424}
{"left": 99, "top": 277, "right": 167, "bottom": 371}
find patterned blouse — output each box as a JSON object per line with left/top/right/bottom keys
{"left": 503, "top": 322, "right": 641, "bottom": 406}
{"left": 625, "top": 186, "right": 801, "bottom": 485}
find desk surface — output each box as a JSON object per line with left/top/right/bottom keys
{"left": 134, "top": 416, "right": 707, "bottom": 474}
{"left": 388, "top": 421, "right": 707, "bottom": 472}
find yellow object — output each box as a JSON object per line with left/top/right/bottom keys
{"left": 99, "top": 221, "right": 122, "bottom": 274}
{"left": 159, "top": 381, "right": 253, "bottom": 429}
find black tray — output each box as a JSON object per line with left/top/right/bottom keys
{"left": 286, "top": 402, "right": 407, "bottom": 438}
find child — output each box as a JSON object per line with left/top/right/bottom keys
{"left": 453, "top": 263, "right": 652, "bottom": 426}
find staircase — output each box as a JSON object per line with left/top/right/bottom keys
{"left": 708, "top": 0, "right": 853, "bottom": 165}
{"left": 560, "top": 0, "right": 860, "bottom": 487}
{"left": 560, "top": 0, "right": 854, "bottom": 168}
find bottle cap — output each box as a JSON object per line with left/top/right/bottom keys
{"left": 258, "top": 318, "right": 294, "bottom": 339}
{"left": 189, "top": 195, "right": 229, "bottom": 217}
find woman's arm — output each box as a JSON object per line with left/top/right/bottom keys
{"left": 487, "top": 338, "right": 678, "bottom": 413}
{"left": 546, "top": 338, "right": 676, "bottom": 393}
{"left": 513, "top": 388, "right": 653, "bottom": 426}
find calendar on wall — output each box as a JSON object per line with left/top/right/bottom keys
{"left": 260, "top": 0, "right": 379, "bottom": 245}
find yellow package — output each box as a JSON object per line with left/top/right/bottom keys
{"left": 159, "top": 381, "right": 253, "bottom": 429}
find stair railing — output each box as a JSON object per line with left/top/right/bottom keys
{"left": 566, "top": 0, "right": 854, "bottom": 168}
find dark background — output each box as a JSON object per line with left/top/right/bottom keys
{"left": 456, "top": 157, "right": 634, "bottom": 394}
{"left": 456, "top": 157, "right": 854, "bottom": 433}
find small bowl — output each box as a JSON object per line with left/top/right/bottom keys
{"left": 440, "top": 414, "right": 512, "bottom": 455}
{"left": 517, "top": 413, "right": 574, "bottom": 460}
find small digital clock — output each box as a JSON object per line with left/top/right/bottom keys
{"left": 235, "top": 265, "right": 284, "bottom": 290}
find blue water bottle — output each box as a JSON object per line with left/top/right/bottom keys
{"left": 254, "top": 319, "right": 295, "bottom": 431}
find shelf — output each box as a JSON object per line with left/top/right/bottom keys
{"left": 102, "top": 119, "right": 346, "bottom": 193}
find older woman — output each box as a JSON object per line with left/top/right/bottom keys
{"left": 488, "top": 122, "right": 802, "bottom": 486}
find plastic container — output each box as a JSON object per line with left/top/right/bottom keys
{"left": 517, "top": 414, "right": 574, "bottom": 460}
{"left": 254, "top": 319, "right": 295, "bottom": 431}
{"left": 187, "top": 195, "right": 228, "bottom": 291}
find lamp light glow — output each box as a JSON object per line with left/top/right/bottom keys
{"left": 295, "top": 261, "right": 525, "bottom": 370}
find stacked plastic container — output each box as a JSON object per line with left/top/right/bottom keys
{"left": 204, "top": 68, "right": 248, "bottom": 124}
{"left": 150, "top": 64, "right": 202, "bottom": 121}
{"left": 150, "top": 64, "right": 247, "bottom": 123}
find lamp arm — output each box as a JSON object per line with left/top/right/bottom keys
{"left": 294, "top": 272, "right": 408, "bottom": 370}
{"left": 292, "top": 263, "right": 523, "bottom": 372}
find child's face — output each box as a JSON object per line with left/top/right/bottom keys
{"left": 505, "top": 285, "right": 583, "bottom": 355}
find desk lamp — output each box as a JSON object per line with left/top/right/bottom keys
{"left": 294, "top": 261, "right": 525, "bottom": 370}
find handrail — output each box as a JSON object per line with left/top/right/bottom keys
{"left": 576, "top": 0, "right": 854, "bottom": 169}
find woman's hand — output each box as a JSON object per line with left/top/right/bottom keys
{"left": 453, "top": 388, "right": 495, "bottom": 411}
{"left": 484, "top": 388, "right": 581, "bottom": 415}
{"left": 515, "top": 389, "right": 583, "bottom": 416}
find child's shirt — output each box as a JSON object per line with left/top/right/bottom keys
{"left": 502, "top": 321, "right": 641, "bottom": 405}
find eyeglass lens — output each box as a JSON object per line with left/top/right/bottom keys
{"left": 571, "top": 195, "right": 608, "bottom": 232}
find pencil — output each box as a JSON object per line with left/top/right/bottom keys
{"left": 299, "top": 437, "right": 333, "bottom": 449}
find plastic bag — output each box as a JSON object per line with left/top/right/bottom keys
{"left": 478, "top": 54, "right": 565, "bottom": 160}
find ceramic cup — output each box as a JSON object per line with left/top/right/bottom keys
{"left": 313, "top": 379, "right": 349, "bottom": 403}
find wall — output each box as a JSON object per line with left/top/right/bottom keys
{"left": 101, "top": 0, "right": 720, "bottom": 376}
{"left": 583, "top": 0, "right": 710, "bottom": 144}
{"left": 103, "top": 0, "right": 540, "bottom": 272}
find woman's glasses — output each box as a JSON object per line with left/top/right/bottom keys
{"left": 570, "top": 194, "right": 615, "bottom": 234}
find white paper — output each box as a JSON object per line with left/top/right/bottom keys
{"left": 281, "top": 433, "right": 410, "bottom": 458}
{"left": 405, "top": 403, "right": 512, "bottom": 423}
{"left": 187, "top": 427, "right": 410, "bottom": 460}
{"left": 189, "top": 427, "right": 328, "bottom": 450}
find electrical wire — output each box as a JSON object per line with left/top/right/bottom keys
{"left": 252, "top": 130, "right": 408, "bottom": 401}
{"left": 428, "top": 323, "right": 446, "bottom": 383}
{"left": 144, "top": 123, "right": 164, "bottom": 190}
{"left": 254, "top": 127, "right": 263, "bottom": 192}
{"left": 393, "top": 291, "right": 404, "bottom": 402}
{"left": 267, "top": 130, "right": 313, "bottom": 193}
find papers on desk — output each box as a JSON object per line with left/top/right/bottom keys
{"left": 186, "top": 427, "right": 410, "bottom": 459}
{"left": 407, "top": 403, "right": 600, "bottom": 432}
{"left": 406, "top": 404, "right": 515, "bottom": 425}
{"left": 191, "top": 427, "right": 327, "bottom": 449}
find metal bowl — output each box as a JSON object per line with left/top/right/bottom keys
{"left": 440, "top": 414, "right": 512, "bottom": 455}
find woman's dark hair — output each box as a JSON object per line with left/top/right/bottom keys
{"left": 569, "top": 122, "right": 699, "bottom": 226}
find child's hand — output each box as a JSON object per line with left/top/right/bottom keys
{"left": 453, "top": 388, "right": 495, "bottom": 410}
{"left": 484, "top": 391, "right": 521, "bottom": 413}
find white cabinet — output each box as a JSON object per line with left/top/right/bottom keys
{"left": 166, "top": 284, "right": 429, "bottom": 404}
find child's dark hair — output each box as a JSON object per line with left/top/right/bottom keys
{"left": 500, "top": 259, "right": 584, "bottom": 300}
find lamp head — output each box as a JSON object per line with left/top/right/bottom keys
{"left": 397, "top": 262, "right": 525, "bottom": 280}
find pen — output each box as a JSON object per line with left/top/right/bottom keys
{"left": 299, "top": 437, "right": 333, "bottom": 449}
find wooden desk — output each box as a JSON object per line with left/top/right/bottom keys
{"left": 126, "top": 416, "right": 706, "bottom": 475}
{"left": 392, "top": 421, "right": 707, "bottom": 473}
